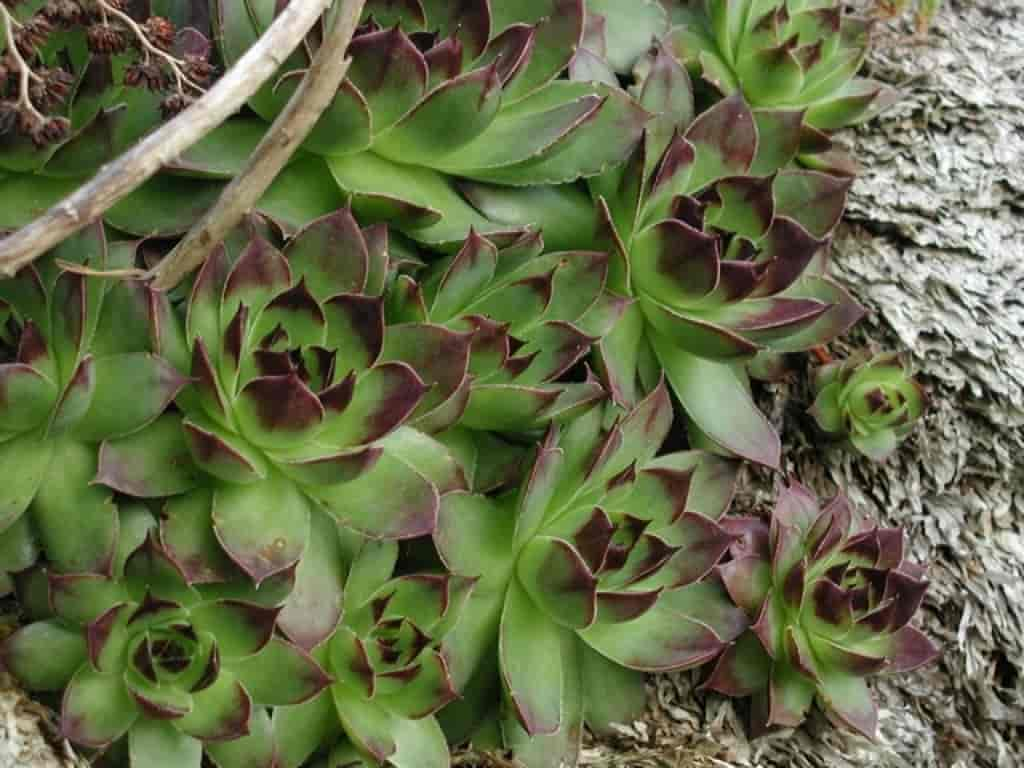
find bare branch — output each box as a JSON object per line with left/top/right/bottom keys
{"left": 149, "top": 0, "right": 368, "bottom": 292}
{"left": 0, "top": 0, "right": 335, "bottom": 278}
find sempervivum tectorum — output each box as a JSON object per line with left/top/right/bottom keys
{"left": 0, "top": 223, "right": 187, "bottom": 589}
{"left": 96, "top": 210, "right": 459, "bottom": 596}
{"left": 3, "top": 529, "right": 330, "bottom": 768}
{"left": 464, "top": 47, "right": 863, "bottom": 467}
{"left": 434, "top": 382, "right": 746, "bottom": 766}
{"left": 384, "top": 228, "right": 612, "bottom": 433}
{"left": 661, "top": 0, "right": 894, "bottom": 132}
{"left": 708, "top": 483, "right": 939, "bottom": 738}
{"left": 272, "top": 533, "right": 476, "bottom": 768}
{"left": 209, "top": 0, "right": 648, "bottom": 250}
{"left": 809, "top": 352, "right": 927, "bottom": 461}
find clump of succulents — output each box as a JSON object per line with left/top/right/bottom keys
{"left": 809, "top": 352, "right": 926, "bottom": 460}
{"left": 384, "top": 228, "right": 610, "bottom": 432}
{"left": 661, "top": 0, "right": 894, "bottom": 131}
{"left": 709, "top": 483, "right": 939, "bottom": 737}
{"left": 434, "top": 383, "right": 747, "bottom": 765}
{"left": 97, "top": 211, "right": 455, "bottom": 589}
{"left": 4, "top": 527, "right": 330, "bottom": 767}
{"left": 0, "top": 1, "right": 944, "bottom": 766}
{"left": 202, "top": 0, "right": 648, "bottom": 250}
{"left": 467, "top": 46, "right": 863, "bottom": 466}
{"left": 0, "top": 224, "right": 186, "bottom": 590}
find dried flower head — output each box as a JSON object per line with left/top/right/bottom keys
{"left": 159, "top": 92, "right": 191, "bottom": 118}
{"left": 86, "top": 22, "right": 128, "bottom": 54}
{"left": 142, "top": 15, "right": 176, "bottom": 51}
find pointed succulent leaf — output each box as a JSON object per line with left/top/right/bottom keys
{"left": 32, "top": 440, "right": 118, "bottom": 575}
{"left": 500, "top": 580, "right": 563, "bottom": 736}
{"left": 233, "top": 637, "right": 331, "bottom": 706}
{"left": 175, "top": 671, "right": 252, "bottom": 743}
{"left": 323, "top": 293, "right": 386, "bottom": 372}
{"left": 183, "top": 417, "right": 268, "bottom": 485}
{"left": 0, "top": 434, "right": 52, "bottom": 534}
{"left": 684, "top": 94, "right": 757, "bottom": 191}
{"left": 72, "top": 353, "right": 188, "bottom": 441}
{"left": 3, "top": 620, "right": 87, "bottom": 691}
{"left": 278, "top": 508, "right": 346, "bottom": 651}
{"left": 578, "top": 597, "right": 725, "bottom": 672}
{"left": 234, "top": 373, "right": 326, "bottom": 450}
{"left": 651, "top": 334, "right": 780, "bottom": 468}
{"left": 347, "top": 26, "right": 429, "bottom": 135}
{"left": 128, "top": 719, "right": 201, "bottom": 768}
{"left": 205, "top": 707, "right": 276, "bottom": 768}
{"left": 284, "top": 209, "right": 370, "bottom": 301}
{"left": 161, "top": 490, "right": 238, "bottom": 585}
{"left": 581, "top": 641, "right": 648, "bottom": 733}
{"left": 517, "top": 537, "right": 598, "bottom": 630}
{"left": 773, "top": 170, "right": 851, "bottom": 238}
{"left": 96, "top": 414, "right": 199, "bottom": 498}
{"left": 315, "top": 452, "right": 438, "bottom": 540}
{"left": 435, "top": 492, "right": 517, "bottom": 581}
{"left": 61, "top": 665, "right": 138, "bottom": 747}
{"left": 374, "top": 66, "right": 503, "bottom": 164}
{"left": 212, "top": 478, "right": 310, "bottom": 584}
{"left": 704, "top": 631, "right": 773, "bottom": 697}
{"left": 317, "top": 362, "right": 427, "bottom": 447}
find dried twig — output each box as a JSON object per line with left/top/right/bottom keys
{"left": 0, "top": 0, "right": 336, "bottom": 278}
{"left": 148, "top": 0, "right": 368, "bottom": 292}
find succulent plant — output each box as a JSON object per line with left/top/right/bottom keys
{"left": 661, "top": 0, "right": 894, "bottom": 132}
{"left": 708, "top": 483, "right": 939, "bottom": 738}
{"left": 0, "top": 223, "right": 186, "bottom": 591}
{"left": 159, "top": 0, "right": 641, "bottom": 252}
{"left": 434, "top": 382, "right": 747, "bottom": 766}
{"left": 96, "top": 210, "right": 453, "bottom": 594}
{"left": 466, "top": 47, "right": 863, "bottom": 466}
{"left": 384, "top": 228, "right": 613, "bottom": 433}
{"left": 3, "top": 522, "right": 330, "bottom": 768}
{"left": 272, "top": 533, "right": 475, "bottom": 768}
{"left": 809, "top": 352, "right": 926, "bottom": 460}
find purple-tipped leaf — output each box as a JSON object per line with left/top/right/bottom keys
{"left": 212, "top": 478, "right": 310, "bottom": 585}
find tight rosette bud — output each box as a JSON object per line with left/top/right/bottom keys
{"left": 709, "top": 483, "right": 939, "bottom": 738}
{"left": 662, "top": 0, "right": 894, "bottom": 132}
{"left": 809, "top": 352, "right": 926, "bottom": 460}
{"left": 273, "top": 533, "right": 475, "bottom": 768}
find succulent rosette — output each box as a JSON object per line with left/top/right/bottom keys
{"left": 467, "top": 47, "right": 863, "bottom": 466}
{"left": 0, "top": 223, "right": 186, "bottom": 590}
{"left": 137, "top": 0, "right": 639, "bottom": 251}
{"left": 434, "top": 382, "right": 746, "bottom": 765}
{"left": 708, "top": 483, "right": 940, "bottom": 738}
{"left": 273, "top": 534, "right": 475, "bottom": 768}
{"left": 809, "top": 352, "right": 926, "bottom": 460}
{"left": 384, "top": 228, "right": 614, "bottom": 433}
{"left": 97, "top": 210, "right": 450, "bottom": 593}
{"left": 661, "top": 0, "right": 894, "bottom": 132}
{"left": 3, "top": 523, "right": 330, "bottom": 768}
